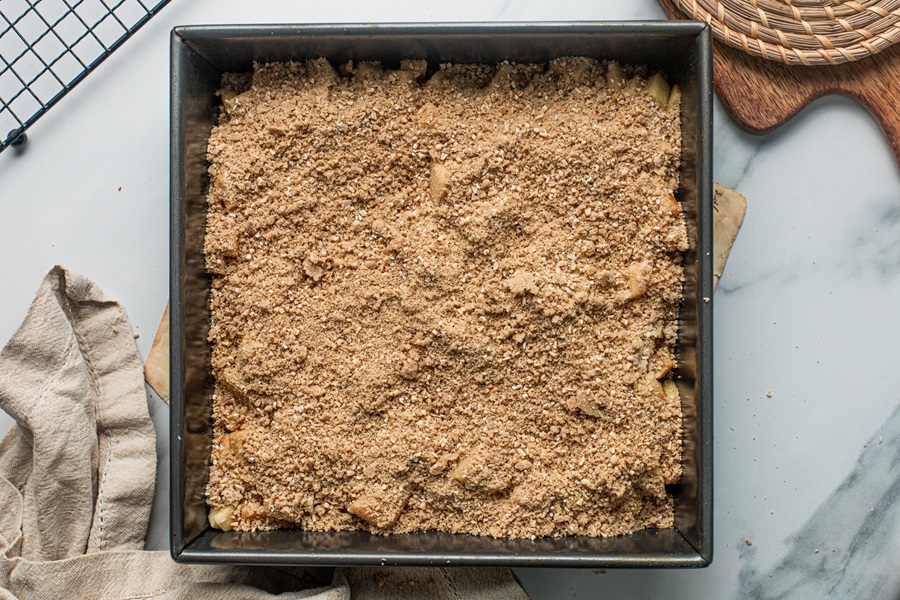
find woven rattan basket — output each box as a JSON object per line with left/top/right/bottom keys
{"left": 676, "top": 0, "right": 900, "bottom": 65}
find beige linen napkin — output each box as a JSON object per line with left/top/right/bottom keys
{"left": 0, "top": 266, "right": 528, "bottom": 600}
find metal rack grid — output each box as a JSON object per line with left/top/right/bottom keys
{"left": 0, "top": 0, "right": 170, "bottom": 154}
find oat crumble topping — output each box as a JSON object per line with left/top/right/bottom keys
{"left": 204, "top": 57, "right": 688, "bottom": 538}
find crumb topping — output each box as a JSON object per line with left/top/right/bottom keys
{"left": 204, "top": 57, "right": 688, "bottom": 539}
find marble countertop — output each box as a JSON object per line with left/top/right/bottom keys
{"left": 1, "top": 1, "right": 898, "bottom": 598}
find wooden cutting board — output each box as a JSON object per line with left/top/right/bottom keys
{"left": 659, "top": 0, "right": 900, "bottom": 166}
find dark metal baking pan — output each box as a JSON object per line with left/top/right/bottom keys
{"left": 170, "top": 22, "right": 713, "bottom": 568}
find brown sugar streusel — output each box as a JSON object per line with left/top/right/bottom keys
{"left": 204, "top": 57, "right": 688, "bottom": 539}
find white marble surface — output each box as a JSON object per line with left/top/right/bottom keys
{"left": 1, "top": 1, "right": 899, "bottom": 598}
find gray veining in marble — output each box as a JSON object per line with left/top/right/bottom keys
{"left": 740, "top": 406, "right": 900, "bottom": 599}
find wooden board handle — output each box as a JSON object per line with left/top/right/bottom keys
{"left": 850, "top": 71, "right": 900, "bottom": 165}
{"left": 659, "top": 0, "right": 900, "bottom": 167}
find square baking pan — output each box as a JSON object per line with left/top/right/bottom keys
{"left": 170, "top": 22, "right": 713, "bottom": 568}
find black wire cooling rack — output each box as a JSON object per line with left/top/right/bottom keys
{"left": 0, "top": 0, "right": 170, "bottom": 154}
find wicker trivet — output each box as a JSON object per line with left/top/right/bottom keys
{"left": 676, "top": 0, "right": 900, "bottom": 65}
